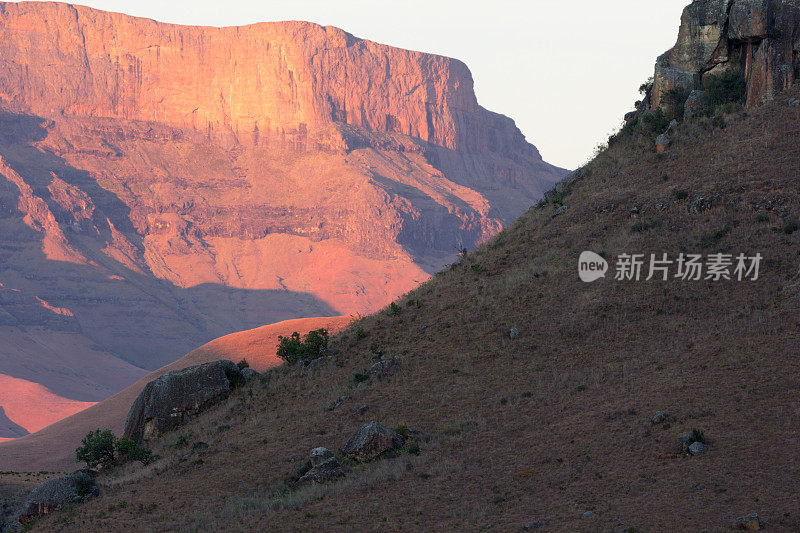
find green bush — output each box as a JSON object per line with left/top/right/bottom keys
{"left": 387, "top": 302, "right": 403, "bottom": 316}
{"left": 704, "top": 70, "right": 746, "bottom": 110}
{"left": 76, "top": 430, "right": 117, "bottom": 469}
{"left": 115, "top": 437, "right": 153, "bottom": 465}
{"left": 664, "top": 87, "right": 691, "bottom": 119}
{"left": 784, "top": 217, "right": 799, "bottom": 234}
{"left": 276, "top": 328, "right": 329, "bottom": 364}
{"left": 76, "top": 430, "right": 153, "bottom": 469}
{"left": 236, "top": 359, "right": 249, "bottom": 370}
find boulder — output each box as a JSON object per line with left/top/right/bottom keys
{"left": 298, "top": 447, "right": 344, "bottom": 484}
{"left": 651, "top": 411, "right": 667, "bottom": 424}
{"left": 342, "top": 422, "right": 406, "bottom": 461}
{"left": 19, "top": 472, "right": 98, "bottom": 523}
{"left": 240, "top": 367, "right": 260, "bottom": 380}
{"left": 688, "top": 441, "right": 707, "bottom": 455}
{"left": 732, "top": 513, "right": 762, "bottom": 530}
{"left": 124, "top": 360, "right": 243, "bottom": 443}
{"left": 655, "top": 134, "right": 671, "bottom": 153}
{"left": 729, "top": 0, "right": 768, "bottom": 41}
{"left": 684, "top": 90, "right": 709, "bottom": 118}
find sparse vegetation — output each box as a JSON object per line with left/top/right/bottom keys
{"left": 76, "top": 430, "right": 153, "bottom": 469}
{"left": 276, "top": 328, "right": 330, "bottom": 364}
{"left": 704, "top": 70, "right": 746, "bottom": 111}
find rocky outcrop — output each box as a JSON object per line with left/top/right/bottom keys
{"left": 651, "top": 0, "right": 800, "bottom": 111}
{"left": 298, "top": 447, "right": 344, "bottom": 484}
{"left": 18, "top": 471, "right": 98, "bottom": 523}
{"left": 123, "top": 360, "right": 243, "bottom": 443}
{"left": 341, "top": 421, "right": 406, "bottom": 461}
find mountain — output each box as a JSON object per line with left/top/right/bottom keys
{"left": 0, "top": 2, "right": 566, "bottom": 437}
{"left": 11, "top": 1, "right": 800, "bottom": 529}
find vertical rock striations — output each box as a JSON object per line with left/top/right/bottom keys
{"left": 651, "top": 0, "right": 800, "bottom": 110}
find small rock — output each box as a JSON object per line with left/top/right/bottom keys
{"left": 240, "top": 367, "right": 259, "bottom": 380}
{"left": 523, "top": 519, "right": 548, "bottom": 530}
{"left": 790, "top": 98, "right": 800, "bottom": 106}
{"left": 368, "top": 358, "right": 401, "bottom": 377}
{"left": 318, "top": 348, "right": 340, "bottom": 358}
{"left": 508, "top": 327, "right": 520, "bottom": 339}
{"left": 342, "top": 421, "right": 406, "bottom": 461}
{"left": 731, "top": 514, "right": 762, "bottom": 530}
{"left": 655, "top": 133, "right": 671, "bottom": 153}
{"left": 298, "top": 447, "right": 344, "bottom": 484}
{"left": 651, "top": 411, "right": 667, "bottom": 424}
{"left": 552, "top": 205, "right": 567, "bottom": 217}
{"left": 307, "top": 356, "right": 330, "bottom": 370}
{"left": 667, "top": 119, "right": 679, "bottom": 132}
{"left": 688, "top": 193, "right": 722, "bottom": 213}
{"left": 581, "top": 511, "right": 595, "bottom": 519}
{"left": 353, "top": 404, "right": 370, "bottom": 415}
{"left": 688, "top": 441, "right": 707, "bottom": 455}
{"left": 284, "top": 454, "right": 305, "bottom": 462}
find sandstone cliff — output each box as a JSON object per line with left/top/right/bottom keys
{"left": 651, "top": 0, "right": 800, "bottom": 110}
{"left": 0, "top": 2, "right": 566, "bottom": 436}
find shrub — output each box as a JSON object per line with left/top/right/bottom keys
{"left": 672, "top": 189, "right": 689, "bottom": 200}
{"left": 664, "top": 87, "right": 691, "bottom": 119}
{"left": 704, "top": 70, "right": 746, "bottom": 110}
{"left": 276, "top": 328, "right": 329, "bottom": 364}
{"left": 76, "top": 430, "right": 153, "bottom": 469}
{"left": 236, "top": 359, "right": 249, "bottom": 370}
{"left": 354, "top": 327, "right": 367, "bottom": 340}
{"left": 639, "top": 76, "right": 654, "bottom": 96}
{"left": 115, "top": 437, "right": 153, "bottom": 465}
{"left": 784, "top": 217, "right": 799, "bottom": 234}
{"left": 76, "top": 430, "right": 117, "bottom": 469}
{"left": 387, "top": 302, "right": 403, "bottom": 316}
{"left": 640, "top": 109, "right": 670, "bottom": 135}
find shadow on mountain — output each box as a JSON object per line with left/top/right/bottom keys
{"left": 0, "top": 110, "right": 338, "bottom": 400}
{"left": 0, "top": 406, "right": 28, "bottom": 438}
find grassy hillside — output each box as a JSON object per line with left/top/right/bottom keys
{"left": 35, "top": 87, "right": 800, "bottom": 531}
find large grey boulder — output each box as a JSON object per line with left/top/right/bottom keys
{"left": 124, "top": 360, "right": 243, "bottom": 443}
{"left": 298, "top": 447, "right": 344, "bottom": 484}
{"left": 19, "top": 472, "right": 98, "bottom": 523}
{"left": 342, "top": 421, "right": 406, "bottom": 461}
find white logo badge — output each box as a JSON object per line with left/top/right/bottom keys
{"left": 579, "top": 251, "right": 608, "bottom": 282}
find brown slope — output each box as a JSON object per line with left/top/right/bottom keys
{"left": 0, "top": 316, "right": 350, "bottom": 472}
{"left": 0, "top": 2, "right": 566, "bottom": 435}
{"left": 39, "top": 85, "right": 800, "bottom": 531}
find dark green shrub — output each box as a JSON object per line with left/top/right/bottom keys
{"left": 354, "top": 327, "right": 367, "bottom": 340}
{"left": 236, "top": 359, "right": 249, "bottom": 370}
{"left": 705, "top": 70, "right": 746, "bottom": 110}
{"left": 672, "top": 189, "right": 689, "bottom": 200}
{"left": 664, "top": 87, "right": 691, "bottom": 119}
{"left": 640, "top": 109, "right": 670, "bottom": 135}
{"left": 76, "top": 430, "right": 117, "bottom": 469}
{"left": 639, "top": 77, "right": 654, "bottom": 96}
{"left": 115, "top": 437, "right": 153, "bottom": 465}
{"left": 276, "top": 328, "right": 329, "bottom": 364}
{"left": 784, "top": 217, "right": 799, "bottom": 234}
{"left": 394, "top": 423, "right": 410, "bottom": 438}
{"left": 388, "top": 302, "right": 403, "bottom": 316}
{"left": 353, "top": 372, "right": 369, "bottom": 383}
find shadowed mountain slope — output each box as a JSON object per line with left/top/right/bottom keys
{"left": 30, "top": 80, "right": 800, "bottom": 531}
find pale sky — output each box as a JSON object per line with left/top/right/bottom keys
{"left": 29, "top": 0, "right": 688, "bottom": 170}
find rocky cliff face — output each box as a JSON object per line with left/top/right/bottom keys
{"left": 651, "top": 0, "right": 800, "bottom": 110}
{"left": 0, "top": 2, "right": 566, "bottom": 436}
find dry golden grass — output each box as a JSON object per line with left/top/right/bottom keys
{"left": 30, "top": 87, "right": 800, "bottom": 531}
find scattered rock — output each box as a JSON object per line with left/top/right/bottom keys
{"left": 368, "top": 358, "right": 401, "bottom": 377}
{"left": 731, "top": 513, "right": 762, "bottom": 531}
{"left": 353, "top": 404, "right": 370, "bottom": 415}
{"left": 298, "top": 447, "right": 344, "bottom": 484}
{"left": 523, "top": 519, "right": 549, "bottom": 530}
{"left": 342, "top": 421, "right": 406, "bottom": 461}
{"left": 307, "top": 356, "right": 331, "bottom": 370}
{"left": 552, "top": 205, "right": 567, "bottom": 217}
{"left": 581, "top": 511, "right": 595, "bottom": 519}
{"left": 684, "top": 90, "right": 709, "bottom": 118}
{"left": 655, "top": 133, "right": 671, "bottom": 153}
{"left": 651, "top": 411, "right": 667, "bottom": 424}
{"left": 318, "top": 348, "right": 340, "bottom": 358}
{"left": 19, "top": 472, "right": 99, "bottom": 523}
{"left": 790, "top": 98, "right": 800, "bottom": 106}
{"left": 688, "top": 441, "right": 707, "bottom": 455}
{"left": 124, "top": 360, "right": 243, "bottom": 443}
{"left": 508, "top": 327, "right": 520, "bottom": 339}
{"left": 285, "top": 454, "right": 305, "bottom": 463}
{"left": 240, "top": 367, "right": 260, "bottom": 380}
{"left": 688, "top": 193, "right": 722, "bottom": 213}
